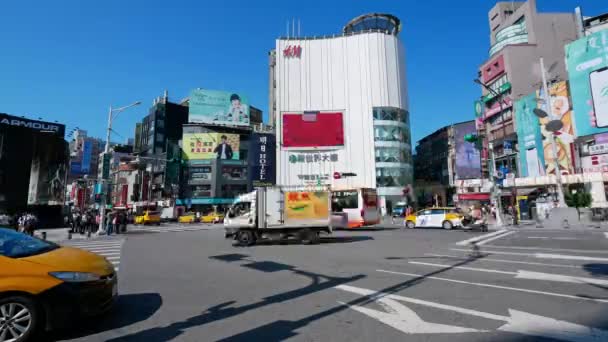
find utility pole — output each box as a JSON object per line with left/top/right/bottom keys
{"left": 489, "top": 142, "right": 504, "bottom": 227}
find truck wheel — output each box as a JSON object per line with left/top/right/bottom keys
{"left": 236, "top": 230, "right": 255, "bottom": 246}
{"left": 310, "top": 231, "right": 321, "bottom": 244}
{"left": 299, "top": 228, "right": 316, "bottom": 245}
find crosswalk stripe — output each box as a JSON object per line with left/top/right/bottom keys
{"left": 61, "top": 239, "right": 125, "bottom": 273}
{"left": 425, "top": 253, "right": 580, "bottom": 268}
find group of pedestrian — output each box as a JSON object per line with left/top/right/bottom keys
{"left": 105, "top": 211, "right": 128, "bottom": 235}
{"left": 17, "top": 213, "right": 38, "bottom": 235}
{"left": 66, "top": 209, "right": 129, "bottom": 236}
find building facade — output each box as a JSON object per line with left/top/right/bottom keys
{"left": 414, "top": 121, "right": 482, "bottom": 207}
{"left": 0, "top": 113, "right": 68, "bottom": 227}
{"left": 272, "top": 13, "right": 412, "bottom": 213}
{"left": 476, "top": 0, "right": 579, "bottom": 178}
{"left": 68, "top": 129, "right": 104, "bottom": 182}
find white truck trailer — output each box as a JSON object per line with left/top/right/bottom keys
{"left": 224, "top": 186, "right": 333, "bottom": 246}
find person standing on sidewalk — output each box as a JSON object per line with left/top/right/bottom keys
{"left": 106, "top": 212, "right": 114, "bottom": 236}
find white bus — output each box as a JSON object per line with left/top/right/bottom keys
{"left": 331, "top": 188, "right": 380, "bottom": 228}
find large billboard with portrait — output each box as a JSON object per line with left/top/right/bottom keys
{"left": 189, "top": 89, "right": 250, "bottom": 126}
{"left": 248, "top": 133, "right": 276, "bottom": 189}
{"left": 453, "top": 121, "right": 481, "bottom": 180}
{"left": 536, "top": 81, "right": 574, "bottom": 175}
{"left": 566, "top": 30, "right": 608, "bottom": 138}
{"left": 183, "top": 133, "right": 240, "bottom": 160}
{"left": 28, "top": 135, "right": 68, "bottom": 205}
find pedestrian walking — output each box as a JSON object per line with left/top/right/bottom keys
{"left": 106, "top": 212, "right": 114, "bottom": 236}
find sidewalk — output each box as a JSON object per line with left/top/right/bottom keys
{"left": 35, "top": 228, "right": 124, "bottom": 243}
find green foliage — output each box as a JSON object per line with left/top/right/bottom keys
{"left": 564, "top": 190, "right": 592, "bottom": 209}
{"left": 564, "top": 190, "right": 592, "bottom": 220}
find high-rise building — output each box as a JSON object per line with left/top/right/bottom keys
{"left": 476, "top": 0, "right": 579, "bottom": 178}
{"left": 68, "top": 129, "right": 104, "bottom": 182}
{"left": 271, "top": 13, "right": 412, "bottom": 213}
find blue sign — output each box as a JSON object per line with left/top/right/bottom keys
{"left": 247, "top": 133, "right": 276, "bottom": 190}
{"left": 81, "top": 140, "right": 93, "bottom": 173}
{"left": 176, "top": 198, "right": 234, "bottom": 205}
{"left": 70, "top": 162, "right": 81, "bottom": 175}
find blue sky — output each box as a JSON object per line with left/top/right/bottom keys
{"left": 0, "top": 0, "right": 605, "bottom": 144}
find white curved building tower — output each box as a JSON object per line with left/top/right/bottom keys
{"left": 270, "top": 13, "right": 412, "bottom": 212}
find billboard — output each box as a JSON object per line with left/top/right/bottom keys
{"left": 514, "top": 94, "right": 545, "bottom": 177}
{"left": 453, "top": 121, "right": 481, "bottom": 180}
{"left": 565, "top": 30, "right": 608, "bottom": 137}
{"left": 81, "top": 140, "right": 93, "bottom": 173}
{"left": 248, "top": 133, "right": 276, "bottom": 189}
{"left": 183, "top": 133, "right": 240, "bottom": 160}
{"left": 284, "top": 191, "right": 329, "bottom": 220}
{"left": 28, "top": 136, "right": 68, "bottom": 205}
{"left": 282, "top": 112, "right": 344, "bottom": 148}
{"left": 537, "top": 81, "right": 574, "bottom": 175}
{"left": 189, "top": 89, "right": 250, "bottom": 126}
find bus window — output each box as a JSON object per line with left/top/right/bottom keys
{"left": 332, "top": 191, "right": 358, "bottom": 212}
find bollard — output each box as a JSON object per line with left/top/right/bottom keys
{"left": 42, "top": 232, "right": 47, "bottom": 240}
{"left": 68, "top": 230, "right": 72, "bottom": 240}
{"left": 87, "top": 230, "right": 91, "bottom": 238}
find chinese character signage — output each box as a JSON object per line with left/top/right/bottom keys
{"left": 189, "top": 89, "right": 250, "bottom": 126}
{"left": 288, "top": 152, "right": 338, "bottom": 163}
{"left": 248, "top": 133, "right": 276, "bottom": 189}
{"left": 284, "top": 191, "right": 329, "bottom": 220}
{"left": 183, "top": 133, "right": 240, "bottom": 160}
{"left": 514, "top": 93, "right": 545, "bottom": 177}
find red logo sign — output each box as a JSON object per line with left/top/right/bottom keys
{"left": 333, "top": 172, "right": 341, "bottom": 179}
{"left": 283, "top": 45, "right": 302, "bottom": 58}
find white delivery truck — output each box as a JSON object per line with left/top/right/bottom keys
{"left": 224, "top": 186, "right": 333, "bottom": 246}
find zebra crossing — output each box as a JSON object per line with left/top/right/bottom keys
{"left": 126, "top": 223, "right": 218, "bottom": 234}
{"left": 62, "top": 237, "right": 125, "bottom": 271}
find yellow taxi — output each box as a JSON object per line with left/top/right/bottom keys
{"left": 0, "top": 227, "right": 116, "bottom": 340}
{"left": 134, "top": 211, "right": 161, "bottom": 225}
{"left": 200, "top": 211, "right": 224, "bottom": 224}
{"left": 405, "top": 207, "right": 464, "bottom": 229}
{"left": 178, "top": 212, "right": 198, "bottom": 224}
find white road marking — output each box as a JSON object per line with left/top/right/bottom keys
{"left": 336, "top": 284, "right": 608, "bottom": 341}
{"left": 451, "top": 248, "right": 608, "bottom": 262}
{"left": 65, "top": 242, "right": 124, "bottom": 248}
{"left": 527, "top": 237, "right": 579, "bottom": 240}
{"left": 409, "top": 261, "right": 515, "bottom": 275}
{"left": 376, "top": 269, "right": 608, "bottom": 303}
{"left": 409, "top": 261, "right": 608, "bottom": 286}
{"left": 483, "top": 245, "right": 608, "bottom": 254}
{"left": 605, "top": 232, "right": 608, "bottom": 239}
{"left": 477, "top": 231, "right": 516, "bottom": 246}
{"left": 515, "top": 270, "right": 608, "bottom": 286}
{"left": 425, "top": 253, "right": 580, "bottom": 268}
{"left": 455, "top": 229, "right": 509, "bottom": 246}
{"left": 337, "top": 297, "right": 483, "bottom": 334}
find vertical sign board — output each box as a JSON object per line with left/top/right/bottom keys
{"left": 248, "top": 133, "right": 276, "bottom": 190}
{"left": 514, "top": 94, "right": 545, "bottom": 177}
{"left": 81, "top": 140, "right": 93, "bottom": 173}
{"left": 453, "top": 121, "right": 481, "bottom": 180}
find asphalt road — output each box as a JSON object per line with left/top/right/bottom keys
{"left": 47, "top": 225, "right": 608, "bottom": 342}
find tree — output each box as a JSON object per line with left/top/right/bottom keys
{"left": 564, "top": 190, "right": 592, "bottom": 221}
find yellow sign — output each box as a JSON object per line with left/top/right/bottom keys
{"left": 183, "top": 133, "right": 240, "bottom": 160}
{"left": 285, "top": 191, "right": 329, "bottom": 220}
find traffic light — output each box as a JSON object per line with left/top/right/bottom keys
{"left": 464, "top": 134, "right": 478, "bottom": 143}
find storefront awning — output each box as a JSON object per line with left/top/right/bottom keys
{"left": 516, "top": 188, "right": 538, "bottom": 196}
{"left": 458, "top": 193, "right": 491, "bottom": 201}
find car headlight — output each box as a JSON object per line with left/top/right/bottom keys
{"left": 49, "top": 272, "right": 101, "bottom": 282}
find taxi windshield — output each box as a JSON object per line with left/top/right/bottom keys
{"left": 0, "top": 228, "right": 59, "bottom": 258}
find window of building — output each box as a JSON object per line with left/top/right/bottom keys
{"left": 374, "top": 126, "right": 410, "bottom": 143}
{"left": 373, "top": 107, "right": 409, "bottom": 124}
{"left": 487, "top": 74, "right": 509, "bottom": 94}
{"left": 156, "top": 119, "right": 164, "bottom": 129}
{"left": 376, "top": 167, "right": 409, "bottom": 187}
{"left": 156, "top": 133, "right": 164, "bottom": 143}
{"left": 375, "top": 147, "right": 410, "bottom": 163}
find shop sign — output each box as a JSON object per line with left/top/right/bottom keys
{"left": 589, "top": 143, "right": 608, "bottom": 155}
{"left": 283, "top": 45, "right": 302, "bottom": 58}
{"left": 248, "top": 133, "right": 276, "bottom": 188}
{"left": 297, "top": 174, "right": 329, "bottom": 181}
{"left": 484, "top": 97, "right": 513, "bottom": 119}
{"left": 474, "top": 100, "right": 483, "bottom": 118}
{"left": 288, "top": 153, "right": 338, "bottom": 163}
{"left": 482, "top": 82, "right": 512, "bottom": 103}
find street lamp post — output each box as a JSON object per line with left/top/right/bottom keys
{"left": 98, "top": 101, "right": 141, "bottom": 234}
{"left": 534, "top": 57, "right": 566, "bottom": 207}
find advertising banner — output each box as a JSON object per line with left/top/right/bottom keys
{"left": 81, "top": 140, "right": 92, "bottom": 173}
{"left": 282, "top": 112, "right": 344, "bottom": 148}
{"left": 189, "top": 89, "right": 250, "bottom": 126}
{"left": 453, "top": 121, "right": 481, "bottom": 180}
{"left": 537, "top": 81, "right": 575, "bottom": 175}
{"left": 183, "top": 133, "right": 240, "bottom": 160}
{"left": 28, "top": 136, "right": 67, "bottom": 205}
{"left": 514, "top": 94, "right": 545, "bottom": 177}
{"left": 284, "top": 191, "right": 329, "bottom": 220}
{"left": 565, "top": 30, "right": 608, "bottom": 137}
{"left": 247, "top": 133, "right": 276, "bottom": 189}
{"left": 70, "top": 162, "right": 82, "bottom": 175}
